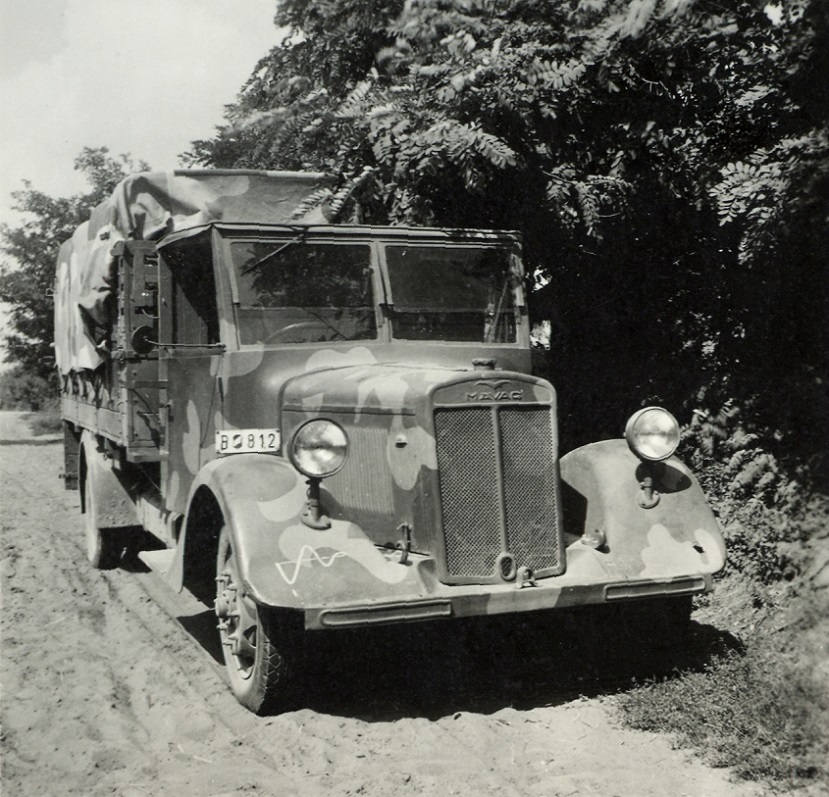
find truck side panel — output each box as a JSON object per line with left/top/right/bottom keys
{"left": 58, "top": 241, "right": 163, "bottom": 461}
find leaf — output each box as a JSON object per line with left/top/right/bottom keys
{"left": 335, "top": 80, "right": 374, "bottom": 119}
{"left": 525, "top": 58, "right": 587, "bottom": 89}
{"left": 472, "top": 130, "right": 517, "bottom": 168}
{"left": 290, "top": 187, "right": 334, "bottom": 220}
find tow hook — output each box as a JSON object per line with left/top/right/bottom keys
{"left": 516, "top": 566, "right": 537, "bottom": 589}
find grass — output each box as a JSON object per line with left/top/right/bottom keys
{"left": 618, "top": 580, "right": 829, "bottom": 790}
{"left": 619, "top": 635, "right": 827, "bottom": 785}
{"left": 26, "top": 410, "right": 62, "bottom": 436}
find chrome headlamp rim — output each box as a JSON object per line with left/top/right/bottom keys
{"left": 289, "top": 418, "right": 349, "bottom": 478}
{"left": 625, "top": 406, "right": 680, "bottom": 462}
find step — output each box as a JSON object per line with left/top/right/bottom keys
{"left": 138, "top": 548, "right": 176, "bottom": 577}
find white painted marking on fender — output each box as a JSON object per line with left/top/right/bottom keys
{"left": 274, "top": 547, "right": 349, "bottom": 586}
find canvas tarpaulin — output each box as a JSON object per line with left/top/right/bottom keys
{"left": 54, "top": 170, "right": 332, "bottom": 375}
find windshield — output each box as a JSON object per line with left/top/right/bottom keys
{"left": 230, "top": 240, "right": 377, "bottom": 345}
{"left": 385, "top": 245, "right": 517, "bottom": 342}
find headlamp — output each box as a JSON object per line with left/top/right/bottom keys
{"left": 290, "top": 419, "right": 348, "bottom": 478}
{"left": 625, "top": 407, "right": 680, "bottom": 462}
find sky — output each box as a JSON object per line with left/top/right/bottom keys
{"left": 0, "top": 0, "right": 284, "bottom": 223}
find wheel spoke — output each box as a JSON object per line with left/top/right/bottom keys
{"left": 217, "top": 546, "right": 261, "bottom": 674}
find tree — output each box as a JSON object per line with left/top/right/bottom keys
{"left": 187, "top": 0, "right": 828, "bottom": 484}
{"left": 0, "top": 147, "right": 149, "bottom": 382}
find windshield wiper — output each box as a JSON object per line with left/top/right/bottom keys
{"left": 240, "top": 233, "right": 305, "bottom": 276}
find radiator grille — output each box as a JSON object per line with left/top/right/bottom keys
{"left": 434, "top": 405, "right": 561, "bottom": 582}
{"left": 500, "top": 408, "right": 560, "bottom": 573}
{"left": 434, "top": 409, "right": 501, "bottom": 578}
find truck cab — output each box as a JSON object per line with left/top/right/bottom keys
{"left": 56, "top": 170, "right": 725, "bottom": 713}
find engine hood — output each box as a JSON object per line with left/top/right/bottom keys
{"left": 280, "top": 363, "right": 554, "bottom": 417}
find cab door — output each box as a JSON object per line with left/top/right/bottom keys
{"left": 156, "top": 229, "right": 224, "bottom": 515}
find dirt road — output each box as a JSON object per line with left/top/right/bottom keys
{"left": 0, "top": 411, "right": 762, "bottom": 797}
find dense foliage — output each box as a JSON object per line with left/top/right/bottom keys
{"left": 188, "top": 0, "right": 828, "bottom": 495}
{"left": 0, "top": 367, "right": 58, "bottom": 412}
{"left": 0, "top": 148, "right": 148, "bottom": 383}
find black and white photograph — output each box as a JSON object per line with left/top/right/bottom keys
{"left": 1, "top": 1, "right": 827, "bottom": 795}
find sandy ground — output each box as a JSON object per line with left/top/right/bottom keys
{"left": 0, "top": 411, "right": 765, "bottom": 797}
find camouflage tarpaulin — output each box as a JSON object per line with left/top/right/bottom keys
{"left": 54, "top": 170, "right": 333, "bottom": 375}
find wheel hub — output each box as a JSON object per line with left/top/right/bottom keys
{"left": 216, "top": 567, "right": 255, "bottom": 676}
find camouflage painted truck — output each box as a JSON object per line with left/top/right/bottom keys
{"left": 55, "top": 169, "right": 726, "bottom": 713}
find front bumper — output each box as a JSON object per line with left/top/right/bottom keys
{"left": 299, "top": 553, "right": 713, "bottom": 630}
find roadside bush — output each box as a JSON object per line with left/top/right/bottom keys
{"left": 27, "top": 411, "right": 62, "bottom": 436}
{"left": 0, "top": 367, "right": 57, "bottom": 411}
{"left": 680, "top": 405, "right": 824, "bottom": 584}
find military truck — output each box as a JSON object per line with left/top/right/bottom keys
{"left": 55, "top": 169, "right": 725, "bottom": 713}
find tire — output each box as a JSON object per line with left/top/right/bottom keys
{"left": 83, "top": 466, "right": 123, "bottom": 569}
{"left": 215, "top": 525, "right": 302, "bottom": 714}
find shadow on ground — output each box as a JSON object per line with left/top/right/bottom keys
{"left": 119, "top": 539, "right": 742, "bottom": 721}
{"left": 285, "top": 608, "right": 740, "bottom": 720}
{"left": 178, "top": 610, "right": 226, "bottom": 664}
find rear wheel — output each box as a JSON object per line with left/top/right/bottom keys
{"left": 83, "top": 465, "right": 123, "bottom": 569}
{"left": 215, "top": 525, "right": 302, "bottom": 714}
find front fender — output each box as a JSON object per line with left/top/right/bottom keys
{"left": 559, "top": 439, "right": 726, "bottom": 581}
{"left": 174, "top": 454, "right": 424, "bottom": 609}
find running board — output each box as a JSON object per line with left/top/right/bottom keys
{"left": 138, "top": 548, "right": 176, "bottom": 577}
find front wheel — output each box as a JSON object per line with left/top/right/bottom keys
{"left": 215, "top": 526, "right": 303, "bottom": 714}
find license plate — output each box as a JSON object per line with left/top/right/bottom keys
{"left": 215, "top": 428, "right": 281, "bottom": 454}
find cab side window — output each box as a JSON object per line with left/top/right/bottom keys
{"left": 161, "top": 232, "right": 219, "bottom": 345}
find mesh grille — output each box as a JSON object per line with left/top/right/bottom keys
{"left": 434, "top": 409, "right": 501, "bottom": 577}
{"left": 435, "top": 404, "right": 560, "bottom": 581}
{"left": 500, "top": 407, "right": 560, "bottom": 573}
